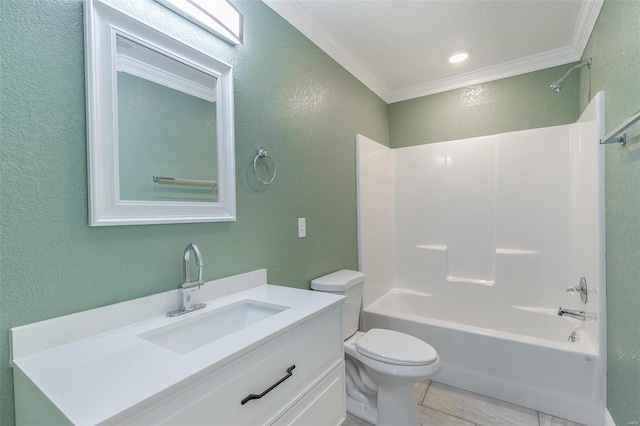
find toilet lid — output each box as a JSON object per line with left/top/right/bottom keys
{"left": 355, "top": 329, "right": 438, "bottom": 366}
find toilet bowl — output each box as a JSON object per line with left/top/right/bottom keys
{"left": 311, "top": 270, "right": 442, "bottom": 426}
{"left": 345, "top": 330, "right": 441, "bottom": 425}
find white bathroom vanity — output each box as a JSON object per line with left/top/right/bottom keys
{"left": 11, "top": 270, "right": 346, "bottom": 425}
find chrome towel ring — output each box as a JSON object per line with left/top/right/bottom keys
{"left": 253, "top": 146, "right": 276, "bottom": 185}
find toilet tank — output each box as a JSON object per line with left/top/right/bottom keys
{"left": 311, "top": 270, "right": 365, "bottom": 339}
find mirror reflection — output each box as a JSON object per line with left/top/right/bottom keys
{"left": 115, "top": 34, "right": 219, "bottom": 203}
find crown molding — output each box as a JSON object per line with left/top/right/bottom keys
{"left": 118, "top": 55, "right": 217, "bottom": 102}
{"left": 387, "top": 46, "right": 580, "bottom": 103}
{"left": 262, "top": 0, "right": 391, "bottom": 102}
{"left": 261, "top": 0, "right": 602, "bottom": 105}
{"left": 571, "top": 0, "right": 604, "bottom": 57}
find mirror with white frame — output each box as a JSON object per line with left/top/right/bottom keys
{"left": 85, "top": 0, "right": 235, "bottom": 226}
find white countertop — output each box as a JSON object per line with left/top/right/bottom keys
{"left": 12, "top": 275, "right": 343, "bottom": 425}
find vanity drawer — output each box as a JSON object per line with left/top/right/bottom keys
{"left": 120, "top": 307, "right": 342, "bottom": 426}
{"left": 271, "top": 362, "right": 345, "bottom": 426}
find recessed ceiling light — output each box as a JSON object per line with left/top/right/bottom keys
{"left": 448, "top": 50, "right": 471, "bottom": 64}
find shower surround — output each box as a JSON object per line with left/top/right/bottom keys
{"left": 356, "top": 93, "right": 606, "bottom": 425}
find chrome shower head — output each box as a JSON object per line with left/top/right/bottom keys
{"left": 550, "top": 58, "right": 591, "bottom": 93}
{"left": 550, "top": 78, "right": 565, "bottom": 93}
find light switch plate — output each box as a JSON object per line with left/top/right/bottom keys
{"left": 298, "top": 218, "right": 306, "bottom": 238}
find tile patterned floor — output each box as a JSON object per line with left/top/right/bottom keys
{"left": 343, "top": 381, "right": 586, "bottom": 426}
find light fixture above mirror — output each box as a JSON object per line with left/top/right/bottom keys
{"left": 155, "top": 0, "right": 243, "bottom": 45}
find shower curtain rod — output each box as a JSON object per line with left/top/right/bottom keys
{"left": 600, "top": 109, "right": 640, "bottom": 145}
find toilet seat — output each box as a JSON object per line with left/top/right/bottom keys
{"left": 355, "top": 329, "right": 437, "bottom": 366}
{"left": 344, "top": 331, "right": 441, "bottom": 382}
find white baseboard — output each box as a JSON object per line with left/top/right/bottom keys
{"left": 603, "top": 408, "right": 616, "bottom": 426}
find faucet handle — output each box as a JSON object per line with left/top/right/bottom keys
{"left": 180, "top": 279, "right": 204, "bottom": 290}
{"left": 566, "top": 277, "right": 588, "bottom": 303}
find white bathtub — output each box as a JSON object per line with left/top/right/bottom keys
{"left": 364, "top": 289, "right": 604, "bottom": 426}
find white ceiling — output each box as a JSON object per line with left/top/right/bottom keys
{"left": 262, "top": 0, "right": 603, "bottom": 103}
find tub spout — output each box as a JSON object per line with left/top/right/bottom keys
{"left": 557, "top": 306, "right": 586, "bottom": 320}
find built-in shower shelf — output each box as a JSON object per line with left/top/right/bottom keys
{"left": 445, "top": 276, "right": 495, "bottom": 286}
{"left": 495, "top": 249, "right": 539, "bottom": 255}
{"left": 416, "top": 245, "right": 447, "bottom": 251}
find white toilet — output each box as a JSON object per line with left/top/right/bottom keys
{"left": 311, "top": 270, "right": 441, "bottom": 426}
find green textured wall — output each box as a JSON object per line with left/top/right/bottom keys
{"left": 389, "top": 64, "right": 580, "bottom": 147}
{"left": 0, "top": 0, "right": 388, "bottom": 423}
{"left": 580, "top": 1, "right": 640, "bottom": 423}
{"left": 3, "top": 0, "right": 638, "bottom": 424}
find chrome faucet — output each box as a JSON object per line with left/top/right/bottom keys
{"left": 557, "top": 306, "right": 586, "bottom": 321}
{"left": 167, "top": 243, "right": 207, "bottom": 317}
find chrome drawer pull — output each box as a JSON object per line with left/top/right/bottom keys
{"left": 241, "top": 365, "right": 296, "bottom": 405}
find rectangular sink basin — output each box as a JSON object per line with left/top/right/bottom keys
{"left": 139, "top": 299, "right": 289, "bottom": 354}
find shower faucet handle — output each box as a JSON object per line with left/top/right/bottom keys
{"left": 566, "top": 277, "right": 588, "bottom": 303}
